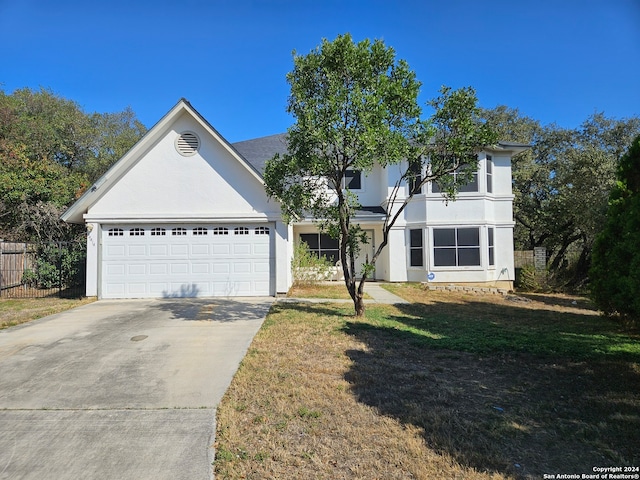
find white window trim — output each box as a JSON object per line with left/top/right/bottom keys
{"left": 429, "top": 226, "right": 485, "bottom": 271}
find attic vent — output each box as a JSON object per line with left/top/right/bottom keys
{"left": 175, "top": 131, "right": 200, "bottom": 156}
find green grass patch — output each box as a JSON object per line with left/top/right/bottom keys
{"left": 355, "top": 298, "right": 639, "bottom": 360}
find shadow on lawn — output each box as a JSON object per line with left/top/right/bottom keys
{"left": 343, "top": 299, "right": 640, "bottom": 479}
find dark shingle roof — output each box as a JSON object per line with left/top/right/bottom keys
{"left": 231, "top": 133, "right": 288, "bottom": 176}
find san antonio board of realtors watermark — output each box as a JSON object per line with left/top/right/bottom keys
{"left": 543, "top": 466, "right": 639, "bottom": 479}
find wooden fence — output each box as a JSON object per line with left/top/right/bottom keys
{"left": 0, "top": 242, "right": 36, "bottom": 291}
{"left": 0, "top": 240, "right": 86, "bottom": 298}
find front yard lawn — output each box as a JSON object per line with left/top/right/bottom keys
{"left": 0, "top": 297, "right": 95, "bottom": 330}
{"left": 215, "top": 284, "right": 640, "bottom": 479}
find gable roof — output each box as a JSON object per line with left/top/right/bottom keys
{"left": 62, "top": 99, "right": 265, "bottom": 224}
{"left": 231, "top": 133, "right": 288, "bottom": 176}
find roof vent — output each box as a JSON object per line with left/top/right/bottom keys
{"left": 175, "top": 131, "right": 200, "bottom": 156}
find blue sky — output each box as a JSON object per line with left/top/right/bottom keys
{"left": 1, "top": 0, "right": 639, "bottom": 142}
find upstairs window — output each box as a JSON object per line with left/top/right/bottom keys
{"left": 432, "top": 167, "right": 479, "bottom": 193}
{"left": 129, "top": 228, "right": 145, "bottom": 236}
{"left": 486, "top": 155, "right": 493, "bottom": 193}
{"left": 172, "top": 228, "right": 187, "bottom": 236}
{"left": 408, "top": 160, "right": 423, "bottom": 195}
{"left": 108, "top": 228, "right": 124, "bottom": 237}
{"left": 343, "top": 170, "right": 362, "bottom": 190}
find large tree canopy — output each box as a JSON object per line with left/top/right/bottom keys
{"left": 265, "top": 34, "right": 496, "bottom": 315}
{"left": 0, "top": 87, "right": 147, "bottom": 241}
{"left": 482, "top": 107, "right": 640, "bottom": 288}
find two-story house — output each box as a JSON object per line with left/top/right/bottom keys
{"left": 62, "top": 99, "right": 527, "bottom": 298}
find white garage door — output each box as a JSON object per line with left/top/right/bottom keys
{"left": 101, "top": 224, "right": 273, "bottom": 298}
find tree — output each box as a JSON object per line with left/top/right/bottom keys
{"left": 590, "top": 134, "right": 640, "bottom": 322}
{"left": 0, "top": 87, "right": 147, "bottom": 241}
{"left": 264, "top": 34, "right": 496, "bottom": 316}
{"left": 0, "top": 139, "right": 87, "bottom": 241}
{"left": 482, "top": 107, "right": 640, "bottom": 288}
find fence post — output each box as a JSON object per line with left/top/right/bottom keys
{"left": 57, "top": 242, "right": 62, "bottom": 298}
{"left": 534, "top": 247, "right": 547, "bottom": 283}
{"left": 0, "top": 240, "right": 3, "bottom": 294}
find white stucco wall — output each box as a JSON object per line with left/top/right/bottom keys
{"left": 87, "top": 113, "right": 279, "bottom": 221}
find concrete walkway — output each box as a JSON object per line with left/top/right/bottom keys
{"left": 279, "top": 282, "right": 409, "bottom": 305}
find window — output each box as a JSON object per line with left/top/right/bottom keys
{"left": 193, "top": 227, "right": 207, "bottom": 235}
{"left": 108, "top": 228, "right": 123, "bottom": 236}
{"left": 432, "top": 168, "right": 479, "bottom": 193}
{"left": 212, "top": 227, "right": 229, "bottom": 235}
{"left": 234, "top": 227, "right": 249, "bottom": 235}
{"left": 486, "top": 155, "right": 493, "bottom": 193}
{"left": 408, "top": 160, "right": 422, "bottom": 195}
{"left": 409, "top": 229, "right": 423, "bottom": 267}
{"left": 433, "top": 227, "right": 480, "bottom": 267}
{"left": 488, "top": 227, "right": 495, "bottom": 266}
{"left": 255, "top": 227, "right": 270, "bottom": 235}
{"left": 343, "top": 170, "right": 362, "bottom": 190}
{"left": 151, "top": 228, "right": 166, "bottom": 236}
{"left": 172, "top": 227, "right": 187, "bottom": 236}
{"left": 129, "top": 228, "right": 145, "bottom": 236}
{"left": 300, "top": 233, "right": 339, "bottom": 264}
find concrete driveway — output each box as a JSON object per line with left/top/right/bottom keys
{"left": 0, "top": 297, "right": 272, "bottom": 480}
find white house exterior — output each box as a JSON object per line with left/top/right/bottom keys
{"left": 63, "top": 99, "right": 527, "bottom": 299}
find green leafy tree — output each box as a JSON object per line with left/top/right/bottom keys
{"left": 0, "top": 140, "right": 86, "bottom": 241}
{"left": 483, "top": 107, "right": 640, "bottom": 288}
{"left": 265, "top": 34, "right": 496, "bottom": 316}
{"left": 0, "top": 87, "right": 146, "bottom": 241}
{"left": 590, "top": 134, "right": 640, "bottom": 322}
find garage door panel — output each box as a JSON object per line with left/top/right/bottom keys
{"left": 233, "top": 262, "right": 251, "bottom": 274}
{"left": 192, "top": 263, "right": 209, "bottom": 274}
{"left": 106, "top": 264, "right": 125, "bottom": 275}
{"left": 233, "top": 244, "right": 251, "bottom": 255}
{"left": 149, "top": 264, "right": 168, "bottom": 275}
{"left": 105, "top": 245, "right": 126, "bottom": 258}
{"left": 170, "top": 244, "right": 189, "bottom": 256}
{"left": 149, "top": 283, "right": 169, "bottom": 295}
{"left": 101, "top": 224, "right": 273, "bottom": 298}
{"left": 149, "top": 245, "right": 168, "bottom": 256}
{"left": 212, "top": 244, "right": 230, "bottom": 255}
{"left": 127, "top": 245, "right": 146, "bottom": 256}
{"left": 128, "top": 283, "right": 147, "bottom": 295}
{"left": 191, "top": 244, "right": 210, "bottom": 255}
{"left": 253, "top": 244, "right": 270, "bottom": 255}
{"left": 254, "top": 261, "right": 270, "bottom": 273}
{"left": 127, "top": 264, "right": 146, "bottom": 275}
{"left": 171, "top": 263, "right": 189, "bottom": 274}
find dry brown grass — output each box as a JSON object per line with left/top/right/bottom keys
{"left": 287, "top": 282, "right": 371, "bottom": 299}
{"left": 216, "top": 301, "right": 502, "bottom": 479}
{"left": 0, "top": 297, "right": 95, "bottom": 329}
{"left": 215, "top": 285, "right": 640, "bottom": 479}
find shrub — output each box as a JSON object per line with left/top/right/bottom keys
{"left": 291, "top": 241, "right": 333, "bottom": 286}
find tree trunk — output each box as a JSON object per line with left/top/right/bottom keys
{"left": 352, "top": 276, "right": 367, "bottom": 317}
{"left": 354, "top": 293, "right": 366, "bottom": 317}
